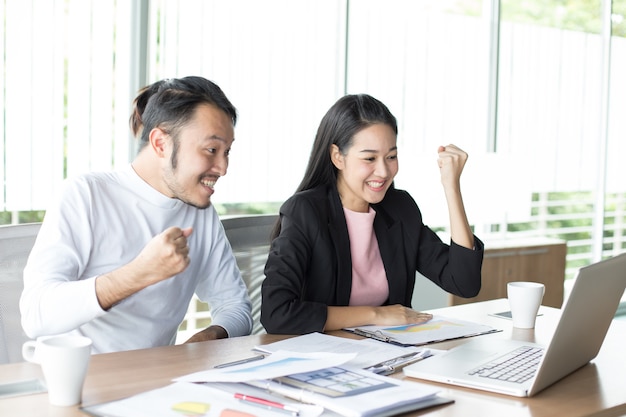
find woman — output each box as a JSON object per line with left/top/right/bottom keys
{"left": 261, "top": 94, "right": 483, "bottom": 334}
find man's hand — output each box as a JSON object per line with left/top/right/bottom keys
{"left": 184, "top": 325, "right": 228, "bottom": 344}
{"left": 95, "top": 226, "right": 193, "bottom": 310}
{"left": 132, "top": 226, "right": 193, "bottom": 286}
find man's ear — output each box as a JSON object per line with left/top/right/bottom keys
{"left": 330, "top": 144, "right": 344, "bottom": 170}
{"left": 149, "top": 128, "right": 169, "bottom": 158}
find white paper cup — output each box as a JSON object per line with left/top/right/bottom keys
{"left": 22, "top": 335, "right": 92, "bottom": 406}
{"left": 507, "top": 282, "right": 545, "bottom": 329}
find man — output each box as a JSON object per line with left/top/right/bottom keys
{"left": 20, "top": 76, "right": 253, "bottom": 353}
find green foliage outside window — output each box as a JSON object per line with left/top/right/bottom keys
{"left": 0, "top": 210, "right": 45, "bottom": 225}
{"left": 445, "top": 0, "right": 626, "bottom": 38}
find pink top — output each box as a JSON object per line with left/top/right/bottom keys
{"left": 343, "top": 207, "right": 389, "bottom": 306}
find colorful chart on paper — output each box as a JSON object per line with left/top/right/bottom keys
{"left": 349, "top": 315, "right": 499, "bottom": 346}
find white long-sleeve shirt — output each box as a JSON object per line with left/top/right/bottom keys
{"left": 20, "top": 164, "right": 252, "bottom": 353}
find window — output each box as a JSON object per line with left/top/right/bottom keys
{"left": 2, "top": 0, "right": 625, "bottom": 320}
{"left": 1, "top": 0, "right": 136, "bottom": 221}
{"left": 147, "top": 0, "right": 347, "bottom": 204}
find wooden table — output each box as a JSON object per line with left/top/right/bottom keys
{"left": 2, "top": 299, "right": 625, "bottom": 417}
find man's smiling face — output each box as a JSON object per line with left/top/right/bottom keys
{"left": 159, "top": 104, "right": 235, "bottom": 209}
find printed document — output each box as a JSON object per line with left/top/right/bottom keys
{"left": 345, "top": 315, "right": 499, "bottom": 346}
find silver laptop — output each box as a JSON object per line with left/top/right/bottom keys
{"left": 403, "top": 253, "right": 626, "bottom": 397}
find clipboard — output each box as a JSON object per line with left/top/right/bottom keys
{"left": 344, "top": 315, "right": 501, "bottom": 347}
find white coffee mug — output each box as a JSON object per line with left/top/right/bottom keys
{"left": 507, "top": 281, "right": 545, "bottom": 329}
{"left": 22, "top": 335, "right": 92, "bottom": 406}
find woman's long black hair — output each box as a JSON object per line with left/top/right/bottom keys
{"left": 272, "top": 94, "right": 397, "bottom": 239}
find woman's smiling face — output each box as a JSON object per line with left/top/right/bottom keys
{"left": 332, "top": 123, "right": 398, "bottom": 213}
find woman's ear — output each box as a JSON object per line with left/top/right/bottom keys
{"left": 330, "top": 144, "right": 344, "bottom": 170}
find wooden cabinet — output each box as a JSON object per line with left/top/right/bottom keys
{"left": 449, "top": 238, "right": 567, "bottom": 308}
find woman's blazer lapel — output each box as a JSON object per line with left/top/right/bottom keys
{"left": 374, "top": 204, "right": 410, "bottom": 305}
{"left": 326, "top": 186, "right": 353, "bottom": 305}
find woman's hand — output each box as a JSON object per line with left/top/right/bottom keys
{"left": 325, "top": 305, "right": 432, "bottom": 331}
{"left": 372, "top": 304, "right": 433, "bottom": 326}
{"left": 436, "top": 144, "right": 475, "bottom": 249}
{"left": 437, "top": 144, "right": 468, "bottom": 191}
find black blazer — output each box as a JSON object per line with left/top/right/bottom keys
{"left": 261, "top": 184, "right": 484, "bottom": 334}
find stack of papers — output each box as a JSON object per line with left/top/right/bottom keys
{"left": 83, "top": 349, "right": 449, "bottom": 417}
{"left": 82, "top": 316, "right": 501, "bottom": 416}
{"left": 174, "top": 350, "right": 358, "bottom": 383}
{"left": 83, "top": 381, "right": 325, "bottom": 417}
{"left": 242, "top": 363, "right": 445, "bottom": 417}
{"left": 253, "top": 332, "right": 433, "bottom": 371}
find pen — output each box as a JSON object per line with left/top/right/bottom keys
{"left": 214, "top": 354, "right": 265, "bottom": 368}
{"left": 393, "top": 349, "right": 432, "bottom": 370}
{"left": 365, "top": 349, "right": 432, "bottom": 375}
{"left": 378, "top": 351, "right": 421, "bottom": 366}
{"left": 234, "top": 392, "right": 300, "bottom": 416}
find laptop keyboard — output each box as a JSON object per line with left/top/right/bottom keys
{"left": 467, "top": 346, "right": 544, "bottom": 384}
